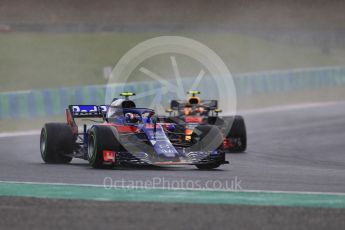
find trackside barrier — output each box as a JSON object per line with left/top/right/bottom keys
{"left": 0, "top": 66, "right": 344, "bottom": 119}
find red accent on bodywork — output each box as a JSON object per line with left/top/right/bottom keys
{"left": 223, "top": 138, "right": 234, "bottom": 149}
{"left": 185, "top": 129, "right": 193, "bottom": 135}
{"left": 161, "top": 123, "right": 174, "bottom": 130}
{"left": 101, "top": 123, "right": 138, "bottom": 133}
{"left": 66, "top": 109, "right": 78, "bottom": 134}
{"left": 145, "top": 124, "right": 159, "bottom": 129}
{"left": 185, "top": 116, "right": 203, "bottom": 123}
{"left": 103, "top": 150, "right": 116, "bottom": 162}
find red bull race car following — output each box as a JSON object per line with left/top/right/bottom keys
{"left": 40, "top": 92, "right": 228, "bottom": 169}
{"left": 163, "top": 91, "right": 247, "bottom": 153}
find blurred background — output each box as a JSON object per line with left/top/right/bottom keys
{"left": 0, "top": 0, "right": 344, "bottom": 131}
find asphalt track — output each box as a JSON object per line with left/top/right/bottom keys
{"left": 1, "top": 101, "right": 345, "bottom": 229}
{"left": 1, "top": 102, "right": 345, "bottom": 192}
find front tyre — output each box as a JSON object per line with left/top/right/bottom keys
{"left": 190, "top": 125, "right": 225, "bottom": 170}
{"left": 40, "top": 123, "right": 73, "bottom": 164}
{"left": 88, "top": 125, "right": 121, "bottom": 169}
{"left": 190, "top": 125, "right": 223, "bottom": 152}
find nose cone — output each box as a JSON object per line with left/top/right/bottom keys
{"left": 151, "top": 140, "right": 178, "bottom": 160}
{"left": 143, "top": 124, "right": 178, "bottom": 161}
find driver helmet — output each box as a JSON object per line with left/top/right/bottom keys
{"left": 125, "top": 113, "right": 141, "bottom": 123}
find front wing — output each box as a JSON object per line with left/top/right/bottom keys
{"left": 112, "top": 150, "right": 228, "bottom": 166}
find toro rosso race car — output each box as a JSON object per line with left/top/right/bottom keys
{"left": 40, "top": 92, "right": 228, "bottom": 169}
{"left": 163, "top": 91, "right": 247, "bottom": 153}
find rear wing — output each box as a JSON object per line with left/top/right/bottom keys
{"left": 66, "top": 105, "right": 109, "bottom": 134}
{"left": 170, "top": 100, "right": 218, "bottom": 110}
{"left": 68, "top": 105, "right": 108, "bottom": 118}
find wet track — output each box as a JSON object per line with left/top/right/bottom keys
{"left": 0, "top": 102, "right": 345, "bottom": 193}
{"left": 1, "top": 102, "right": 345, "bottom": 230}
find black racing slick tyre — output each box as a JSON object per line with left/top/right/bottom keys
{"left": 195, "top": 163, "right": 221, "bottom": 170}
{"left": 228, "top": 116, "right": 247, "bottom": 153}
{"left": 40, "top": 123, "right": 73, "bottom": 164}
{"left": 88, "top": 125, "right": 121, "bottom": 169}
{"left": 189, "top": 125, "right": 224, "bottom": 170}
{"left": 190, "top": 125, "right": 223, "bottom": 152}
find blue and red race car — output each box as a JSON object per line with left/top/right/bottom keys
{"left": 40, "top": 92, "right": 228, "bottom": 169}
{"left": 163, "top": 91, "right": 247, "bottom": 153}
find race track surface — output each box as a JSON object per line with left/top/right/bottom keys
{"left": 1, "top": 102, "right": 345, "bottom": 230}
{"left": 1, "top": 196, "right": 344, "bottom": 230}
{"left": 0, "top": 102, "right": 344, "bottom": 193}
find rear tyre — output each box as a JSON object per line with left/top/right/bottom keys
{"left": 227, "top": 116, "right": 247, "bottom": 153}
{"left": 40, "top": 123, "right": 73, "bottom": 164}
{"left": 88, "top": 125, "right": 121, "bottom": 169}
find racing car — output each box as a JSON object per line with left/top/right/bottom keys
{"left": 40, "top": 92, "right": 228, "bottom": 169}
{"left": 163, "top": 91, "right": 247, "bottom": 153}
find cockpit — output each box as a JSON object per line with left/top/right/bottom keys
{"left": 106, "top": 98, "right": 154, "bottom": 124}
{"left": 106, "top": 99, "right": 136, "bottom": 119}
